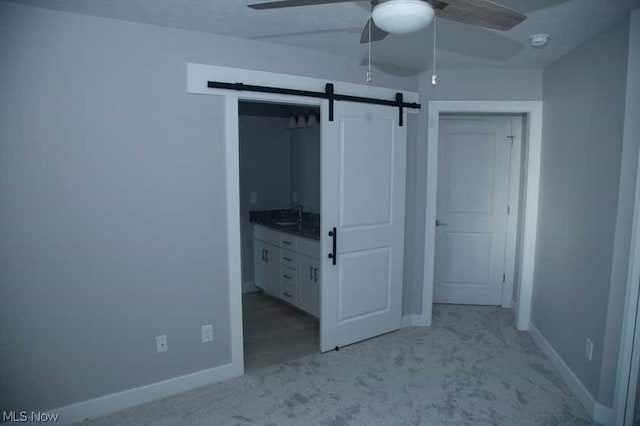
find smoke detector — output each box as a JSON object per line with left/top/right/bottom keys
{"left": 530, "top": 34, "right": 550, "bottom": 48}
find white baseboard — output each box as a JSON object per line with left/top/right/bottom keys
{"left": 50, "top": 361, "right": 242, "bottom": 425}
{"left": 402, "top": 314, "right": 431, "bottom": 327}
{"left": 528, "top": 323, "right": 613, "bottom": 426}
{"left": 594, "top": 403, "right": 614, "bottom": 426}
{"left": 402, "top": 315, "right": 413, "bottom": 327}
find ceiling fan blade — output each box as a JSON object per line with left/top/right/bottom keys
{"left": 248, "top": 0, "right": 354, "bottom": 10}
{"left": 360, "top": 17, "right": 389, "bottom": 44}
{"left": 436, "top": 0, "right": 526, "bottom": 31}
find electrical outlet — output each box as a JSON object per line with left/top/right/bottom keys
{"left": 249, "top": 192, "right": 258, "bottom": 205}
{"left": 201, "top": 325, "right": 213, "bottom": 343}
{"left": 585, "top": 338, "right": 593, "bottom": 361}
{"left": 156, "top": 335, "right": 168, "bottom": 353}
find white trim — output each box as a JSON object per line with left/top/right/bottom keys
{"left": 614, "top": 10, "right": 640, "bottom": 423}
{"left": 187, "top": 63, "right": 419, "bottom": 108}
{"left": 410, "top": 314, "right": 431, "bottom": 326}
{"left": 595, "top": 404, "right": 615, "bottom": 426}
{"left": 402, "top": 315, "right": 413, "bottom": 327}
{"left": 614, "top": 147, "right": 640, "bottom": 425}
{"left": 502, "top": 116, "right": 523, "bottom": 308}
{"left": 49, "top": 362, "right": 240, "bottom": 426}
{"left": 401, "top": 314, "right": 431, "bottom": 327}
{"left": 529, "top": 323, "right": 612, "bottom": 425}
{"left": 421, "top": 101, "right": 543, "bottom": 331}
{"left": 225, "top": 95, "right": 245, "bottom": 378}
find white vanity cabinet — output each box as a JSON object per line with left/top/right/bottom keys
{"left": 253, "top": 239, "right": 281, "bottom": 296}
{"left": 298, "top": 255, "right": 320, "bottom": 317}
{"left": 253, "top": 224, "right": 320, "bottom": 318}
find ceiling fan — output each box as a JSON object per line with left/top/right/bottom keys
{"left": 247, "top": 0, "right": 527, "bottom": 44}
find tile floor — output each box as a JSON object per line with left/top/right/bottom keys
{"left": 242, "top": 291, "right": 319, "bottom": 372}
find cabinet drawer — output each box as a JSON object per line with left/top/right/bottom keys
{"left": 254, "top": 225, "right": 281, "bottom": 246}
{"left": 281, "top": 266, "right": 296, "bottom": 302}
{"left": 281, "top": 282, "right": 295, "bottom": 303}
{"left": 281, "top": 250, "right": 297, "bottom": 269}
{"left": 297, "top": 237, "right": 320, "bottom": 259}
{"left": 280, "top": 234, "right": 297, "bottom": 251}
{"left": 281, "top": 266, "right": 296, "bottom": 284}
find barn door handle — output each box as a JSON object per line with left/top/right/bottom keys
{"left": 436, "top": 220, "right": 448, "bottom": 227}
{"left": 328, "top": 227, "right": 337, "bottom": 265}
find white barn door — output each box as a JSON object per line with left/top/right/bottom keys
{"left": 320, "top": 101, "right": 406, "bottom": 352}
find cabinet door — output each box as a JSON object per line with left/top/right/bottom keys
{"left": 253, "top": 240, "right": 267, "bottom": 290}
{"left": 299, "top": 255, "right": 320, "bottom": 317}
{"left": 265, "top": 243, "right": 281, "bottom": 296}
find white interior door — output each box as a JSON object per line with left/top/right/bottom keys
{"left": 434, "top": 116, "right": 520, "bottom": 305}
{"left": 320, "top": 101, "right": 406, "bottom": 352}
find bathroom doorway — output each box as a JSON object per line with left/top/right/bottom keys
{"left": 238, "top": 100, "right": 321, "bottom": 372}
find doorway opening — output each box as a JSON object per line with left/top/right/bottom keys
{"left": 421, "top": 100, "right": 543, "bottom": 330}
{"left": 434, "top": 113, "right": 526, "bottom": 308}
{"left": 238, "top": 100, "right": 322, "bottom": 372}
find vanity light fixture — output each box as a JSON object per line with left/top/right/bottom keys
{"left": 287, "top": 115, "right": 297, "bottom": 129}
{"left": 287, "top": 111, "right": 320, "bottom": 130}
{"left": 307, "top": 113, "right": 319, "bottom": 127}
{"left": 295, "top": 114, "right": 306, "bottom": 128}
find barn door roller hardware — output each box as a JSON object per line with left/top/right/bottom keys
{"left": 206, "top": 81, "right": 420, "bottom": 127}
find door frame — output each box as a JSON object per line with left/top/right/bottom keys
{"left": 434, "top": 114, "right": 523, "bottom": 307}
{"left": 421, "top": 101, "right": 543, "bottom": 330}
{"left": 614, "top": 146, "right": 640, "bottom": 425}
{"left": 187, "top": 63, "right": 419, "bottom": 377}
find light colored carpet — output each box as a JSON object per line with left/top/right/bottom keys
{"left": 83, "top": 305, "right": 590, "bottom": 425}
{"left": 242, "top": 292, "right": 318, "bottom": 372}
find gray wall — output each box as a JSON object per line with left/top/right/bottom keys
{"left": 599, "top": 9, "right": 640, "bottom": 407}
{"left": 239, "top": 115, "right": 291, "bottom": 291}
{"left": 420, "top": 69, "right": 544, "bottom": 102}
{"left": 290, "top": 127, "right": 321, "bottom": 215}
{"left": 0, "top": 4, "right": 232, "bottom": 412}
{"left": 0, "top": 2, "right": 417, "bottom": 412}
{"left": 402, "top": 68, "right": 543, "bottom": 315}
{"left": 532, "top": 19, "right": 630, "bottom": 401}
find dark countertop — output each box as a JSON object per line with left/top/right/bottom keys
{"left": 250, "top": 209, "right": 320, "bottom": 241}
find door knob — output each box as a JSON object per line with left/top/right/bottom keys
{"left": 436, "top": 220, "right": 448, "bottom": 227}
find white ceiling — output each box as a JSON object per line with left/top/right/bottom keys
{"left": 5, "top": 0, "right": 640, "bottom": 72}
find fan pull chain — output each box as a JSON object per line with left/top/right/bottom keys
{"left": 432, "top": 16, "right": 437, "bottom": 85}
{"left": 366, "top": 3, "right": 372, "bottom": 83}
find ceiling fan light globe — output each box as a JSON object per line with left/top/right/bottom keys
{"left": 372, "top": 0, "right": 434, "bottom": 34}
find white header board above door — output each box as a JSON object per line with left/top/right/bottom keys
{"left": 187, "top": 63, "right": 419, "bottom": 109}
